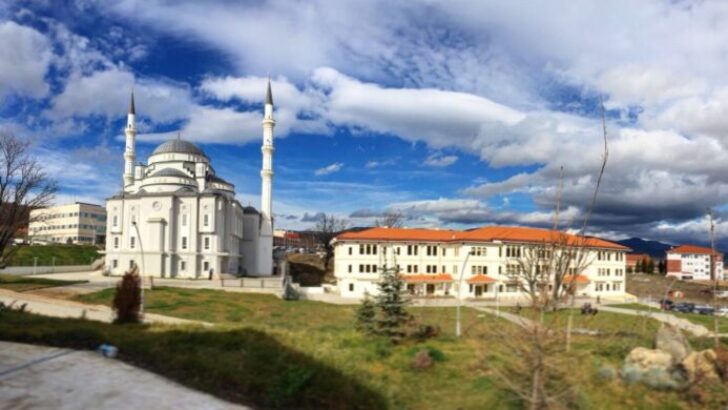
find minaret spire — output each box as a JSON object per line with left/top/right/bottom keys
{"left": 123, "top": 89, "right": 137, "bottom": 188}
{"left": 259, "top": 78, "right": 275, "bottom": 274}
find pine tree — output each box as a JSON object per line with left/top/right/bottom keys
{"left": 645, "top": 258, "right": 655, "bottom": 274}
{"left": 658, "top": 259, "right": 666, "bottom": 275}
{"left": 635, "top": 259, "right": 643, "bottom": 273}
{"left": 374, "top": 266, "right": 412, "bottom": 342}
{"left": 355, "top": 293, "right": 377, "bottom": 335}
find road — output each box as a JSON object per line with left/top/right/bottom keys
{"left": 0, "top": 341, "right": 246, "bottom": 410}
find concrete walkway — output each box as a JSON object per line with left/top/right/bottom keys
{"left": 0, "top": 289, "right": 208, "bottom": 326}
{"left": 0, "top": 341, "right": 245, "bottom": 409}
{"left": 470, "top": 306, "right": 536, "bottom": 329}
{"left": 599, "top": 305, "right": 714, "bottom": 337}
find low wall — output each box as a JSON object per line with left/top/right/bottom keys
{"left": 1, "top": 264, "right": 97, "bottom": 275}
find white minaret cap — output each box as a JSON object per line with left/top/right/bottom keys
{"left": 123, "top": 89, "right": 137, "bottom": 188}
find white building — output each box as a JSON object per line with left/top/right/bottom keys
{"left": 666, "top": 244, "right": 724, "bottom": 281}
{"left": 333, "top": 226, "right": 628, "bottom": 300}
{"left": 29, "top": 202, "right": 106, "bottom": 245}
{"left": 104, "top": 82, "right": 278, "bottom": 278}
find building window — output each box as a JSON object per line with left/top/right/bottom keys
{"left": 204, "top": 214, "right": 210, "bottom": 227}
{"left": 203, "top": 261, "right": 209, "bottom": 271}
{"left": 505, "top": 246, "right": 521, "bottom": 258}
{"left": 426, "top": 246, "right": 438, "bottom": 256}
{"left": 182, "top": 214, "right": 188, "bottom": 226}
{"left": 349, "top": 283, "right": 354, "bottom": 292}
{"left": 204, "top": 237, "right": 210, "bottom": 250}
{"left": 112, "top": 215, "right": 118, "bottom": 227}
{"left": 407, "top": 245, "right": 419, "bottom": 256}
{"left": 348, "top": 246, "right": 353, "bottom": 255}
{"left": 112, "top": 259, "right": 118, "bottom": 268}
{"left": 129, "top": 260, "right": 135, "bottom": 269}
{"left": 180, "top": 261, "right": 186, "bottom": 271}
{"left": 130, "top": 236, "right": 135, "bottom": 249}
{"left": 348, "top": 265, "right": 352, "bottom": 273}
{"left": 182, "top": 237, "right": 188, "bottom": 250}
{"left": 114, "top": 237, "right": 119, "bottom": 249}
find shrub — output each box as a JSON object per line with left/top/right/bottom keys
{"left": 411, "top": 349, "right": 434, "bottom": 370}
{"left": 112, "top": 269, "right": 142, "bottom": 324}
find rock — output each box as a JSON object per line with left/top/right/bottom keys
{"left": 411, "top": 349, "right": 434, "bottom": 370}
{"left": 681, "top": 349, "right": 720, "bottom": 383}
{"left": 625, "top": 347, "right": 673, "bottom": 372}
{"left": 655, "top": 323, "right": 691, "bottom": 364}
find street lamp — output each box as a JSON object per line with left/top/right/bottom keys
{"left": 131, "top": 221, "right": 145, "bottom": 316}
{"left": 456, "top": 250, "right": 475, "bottom": 337}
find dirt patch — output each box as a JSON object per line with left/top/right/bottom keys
{"left": 287, "top": 253, "right": 331, "bottom": 286}
{"left": 627, "top": 273, "right": 728, "bottom": 303}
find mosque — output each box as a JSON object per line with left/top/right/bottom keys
{"left": 104, "top": 82, "right": 279, "bottom": 278}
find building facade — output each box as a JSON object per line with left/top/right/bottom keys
{"left": 333, "top": 226, "right": 628, "bottom": 300}
{"left": 29, "top": 203, "right": 106, "bottom": 245}
{"left": 666, "top": 245, "right": 724, "bottom": 281}
{"left": 104, "top": 82, "right": 278, "bottom": 278}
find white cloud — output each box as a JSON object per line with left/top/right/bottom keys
{"left": 314, "top": 162, "right": 344, "bottom": 176}
{"left": 48, "top": 68, "right": 194, "bottom": 123}
{"left": 424, "top": 154, "right": 458, "bottom": 168}
{"left": 0, "top": 21, "right": 52, "bottom": 98}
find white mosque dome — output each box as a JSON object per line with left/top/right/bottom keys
{"left": 152, "top": 139, "right": 207, "bottom": 158}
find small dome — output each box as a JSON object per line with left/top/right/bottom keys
{"left": 150, "top": 168, "right": 192, "bottom": 178}
{"left": 152, "top": 139, "right": 207, "bottom": 157}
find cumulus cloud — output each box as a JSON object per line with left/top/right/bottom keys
{"left": 314, "top": 162, "right": 344, "bottom": 176}
{"left": 424, "top": 154, "right": 458, "bottom": 167}
{"left": 0, "top": 21, "right": 52, "bottom": 98}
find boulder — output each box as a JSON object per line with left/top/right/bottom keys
{"left": 655, "top": 323, "right": 692, "bottom": 364}
{"left": 681, "top": 349, "right": 719, "bottom": 383}
{"left": 625, "top": 347, "right": 673, "bottom": 372}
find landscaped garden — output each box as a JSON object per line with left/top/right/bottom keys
{"left": 1, "top": 287, "right": 728, "bottom": 409}
{"left": 4, "top": 244, "right": 101, "bottom": 266}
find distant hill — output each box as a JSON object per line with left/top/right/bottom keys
{"left": 616, "top": 237, "right": 673, "bottom": 259}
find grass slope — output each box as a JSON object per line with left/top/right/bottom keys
{"left": 1, "top": 287, "right": 726, "bottom": 408}
{"left": 6, "top": 245, "right": 100, "bottom": 266}
{"left": 0, "top": 274, "right": 86, "bottom": 292}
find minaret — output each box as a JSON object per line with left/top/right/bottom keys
{"left": 259, "top": 79, "right": 275, "bottom": 275}
{"left": 261, "top": 79, "right": 275, "bottom": 226}
{"left": 123, "top": 90, "right": 136, "bottom": 189}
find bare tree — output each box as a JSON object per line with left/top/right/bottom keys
{"left": 492, "top": 100, "right": 610, "bottom": 409}
{"left": 375, "top": 210, "right": 404, "bottom": 228}
{"left": 0, "top": 133, "right": 57, "bottom": 265}
{"left": 313, "top": 213, "right": 348, "bottom": 268}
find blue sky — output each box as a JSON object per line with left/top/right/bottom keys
{"left": 3, "top": 0, "right": 728, "bottom": 247}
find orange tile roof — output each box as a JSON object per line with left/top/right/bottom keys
{"left": 466, "top": 274, "right": 496, "bottom": 284}
{"left": 562, "top": 274, "right": 590, "bottom": 284}
{"left": 669, "top": 244, "right": 723, "bottom": 256}
{"left": 335, "top": 225, "right": 627, "bottom": 250}
{"left": 402, "top": 273, "right": 453, "bottom": 283}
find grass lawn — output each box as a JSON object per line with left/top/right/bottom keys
{"left": 5, "top": 244, "right": 100, "bottom": 266}
{"left": 1, "top": 288, "right": 726, "bottom": 409}
{"left": 0, "top": 274, "right": 87, "bottom": 292}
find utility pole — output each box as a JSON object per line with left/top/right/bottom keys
{"left": 708, "top": 208, "right": 719, "bottom": 347}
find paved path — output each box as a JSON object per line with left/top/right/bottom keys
{"left": 470, "top": 306, "right": 536, "bottom": 329}
{"left": 0, "top": 341, "right": 246, "bottom": 409}
{"left": 0, "top": 289, "right": 209, "bottom": 326}
{"left": 599, "top": 305, "right": 714, "bottom": 337}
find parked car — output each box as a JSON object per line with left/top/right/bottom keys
{"left": 694, "top": 305, "right": 715, "bottom": 315}
{"left": 659, "top": 299, "right": 674, "bottom": 310}
{"left": 715, "top": 307, "right": 728, "bottom": 317}
{"left": 672, "top": 302, "right": 696, "bottom": 313}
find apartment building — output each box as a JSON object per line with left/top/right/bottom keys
{"left": 333, "top": 226, "right": 628, "bottom": 300}
{"left": 666, "top": 244, "right": 724, "bottom": 281}
{"left": 29, "top": 203, "right": 107, "bottom": 245}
